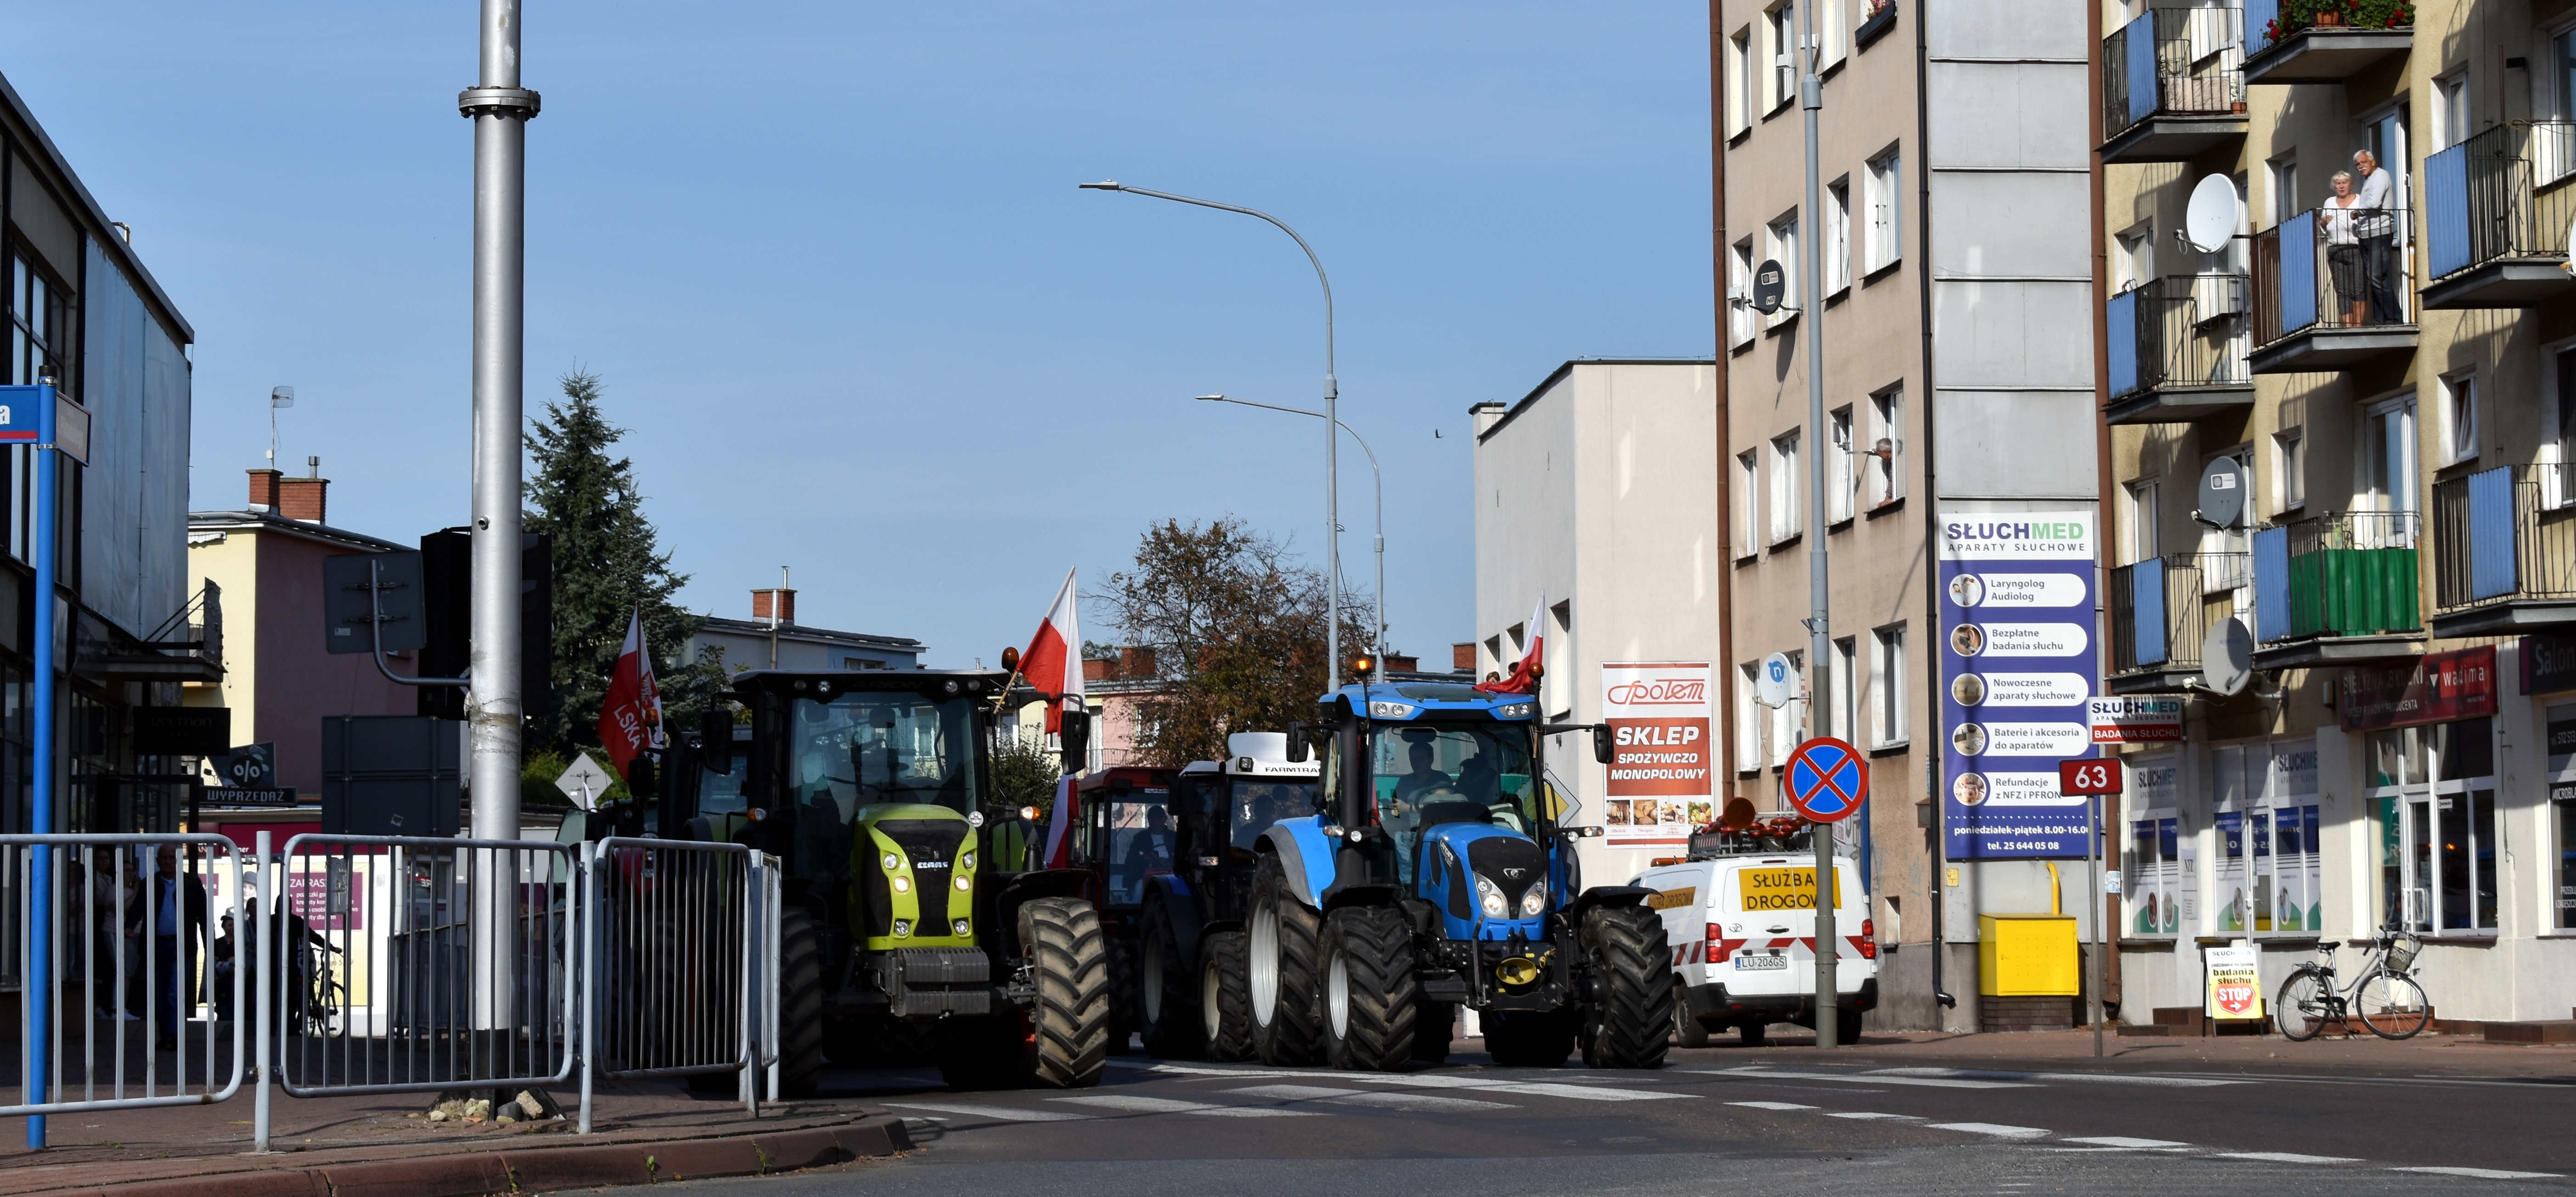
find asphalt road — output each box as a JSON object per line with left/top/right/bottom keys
{"left": 593, "top": 1037, "right": 2576, "bottom": 1196}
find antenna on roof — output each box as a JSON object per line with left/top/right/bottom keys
{"left": 268, "top": 387, "right": 295, "bottom": 467}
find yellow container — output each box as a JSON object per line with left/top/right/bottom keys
{"left": 1978, "top": 914, "right": 2080, "bottom": 997}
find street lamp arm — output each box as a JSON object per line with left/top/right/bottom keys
{"left": 1086, "top": 183, "right": 1335, "bottom": 386}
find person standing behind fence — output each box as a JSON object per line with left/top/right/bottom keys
{"left": 149, "top": 845, "right": 208, "bottom": 1047}
{"left": 2354, "top": 149, "right": 2400, "bottom": 325}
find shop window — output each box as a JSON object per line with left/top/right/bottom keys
{"left": 2545, "top": 704, "right": 2576, "bottom": 929}
{"left": 2370, "top": 719, "right": 2497, "bottom": 934}
{"left": 2123, "top": 753, "right": 2188, "bottom": 938}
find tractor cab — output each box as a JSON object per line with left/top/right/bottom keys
{"left": 1172, "top": 733, "right": 1320, "bottom": 926}
{"left": 1069, "top": 767, "right": 1179, "bottom": 911}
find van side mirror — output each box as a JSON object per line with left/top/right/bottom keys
{"left": 1592, "top": 725, "right": 1615, "bottom": 765}
{"left": 1284, "top": 722, "right": 1310, "bottom": 763}
{"left": 700, "top": 709, "right": 735, "bottom": 774}
{"left": 1059, "top": 704, "right": 1092, "bottom": 772}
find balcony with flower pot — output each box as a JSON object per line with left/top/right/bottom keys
{"left": 2101, "top": 5, "right": 2248, "bottom": 164}
{"left": 2240, "top": 0, "right": 2412, "bottom": 86}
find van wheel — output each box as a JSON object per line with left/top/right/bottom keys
{"left": 1670, "top": 978, "right": 1709, "bottom": 1049}
{"left": 1836, "top": 1006, "right": 1863, "bottom": 1046}
{"left": 1738, "top": 1022, "right": 1767, "bottom": 1047}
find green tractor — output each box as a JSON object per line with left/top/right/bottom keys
{"left": 667, "top": 667, "right": 1110, "bottom": 1095}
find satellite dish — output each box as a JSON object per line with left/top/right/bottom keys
{"left": 2185, "top": 174, "right": 2241, "bottom": 254}
{"left": 1753, "top": 259, "right": 1787, "bottom": 314}
{"left": 2196, "top": 456, "right": 2247, "bottom": 530}
{"left": 2199, "top": 616, "right": 2253, "bottom": 697}
{"left": 1756, "top": 652, "right": 1796, "bottom": 708}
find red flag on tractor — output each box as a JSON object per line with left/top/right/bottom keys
{"left": 598, "top": 607, "right": 664, "bottom": 781}
{"left": 1476, "top": 593, "right": 1547, "bottom": 695}
{"left": 1018, "top": 568, "right": 1086, "bottom": 732}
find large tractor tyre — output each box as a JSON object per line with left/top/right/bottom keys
{"left": 1670, "top": 978, "right": 1710, "bottom": 1049}
{"left": 1412, "top": 1001, "right": 1455, "bottom": 1065}
{"left": 1137, "top": 900, "right": 1203, "bottom": 1059}
{"left": 1022, "top": 897, "right": 1114, "bottom": 1088}
{"left": 1578, "top": 905, "right": 1674, "bottom": 1070}
{"left": 776, "top": 909, "right": 827, "bottom": 1098}
{"left": 1247, "top": 856, "right": 1325, "bottom": 1065}
{"left": 1319, "top": 905, "right": 1417, "bottom": 1072}
{"left": 1482, "top": 1007, "right": 1576, "bottom": 1068}
{"left": 1199, "top": 930, "right": 1256, "bottom": 1062}
{"left": 1107, "top": 927, "right": 1143, "bottom": 1055}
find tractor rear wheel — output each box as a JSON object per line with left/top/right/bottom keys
{"left": 1137, "top": 899, "right": 1202, "bottom": 1058}
{"left": 1483, "top": 1007, "right": 1575, "bottom": 1068}
{"left": 1578, "top": 905, "right": 1673, "bottom": 1069}
{"left": 1199, "top": 930, "right": 1255, "bottom": 1062}
{"left": 1320, "top": 905, "right": 1416, "bottom": 1071}
{"left": 1248, "top": 855, "right": 1323, "bottom": 1065}
{"left": 777, "top": 909, "right": 826, "bottom": 1098}
{"left": 1107, "top": 924, "right": 1142, "bottom": 1055}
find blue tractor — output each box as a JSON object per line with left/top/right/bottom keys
{"left": 1243, "top": 667, "right": 1674, "bottom": 1070}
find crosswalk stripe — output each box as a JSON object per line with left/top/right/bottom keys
{"left": 1338, "top": 1073, "right": 1690, "bottom": 1102}
{"left": 2214, "top": 1152, "right": 2362, "bottom": 1164}
{"left": 1222, "top": 1083, "right": 1513, "bottom": 1112}
{"left": 1874, "top": 1067, "right": 2244, "bottom": 1088}
{"left": 884, "top": 1100, "right": 1093, "bottom": 1122}
{"left": 1728, "top": 1101, "right": 1818, "bottom": 1111}
{"left": 1049, "top": 1094, "right": 1321, "bottom": 1118}
{"left": 2061, "top": 1136, "right": 2192, "bottom": 1149}
{"left": 1694, "top": 1067, "right": 2034, "bottom": 1090}
{"left": 1825, "top": 1112, "right": 1918, "bottom": 1120}
{"left": 1926, "top": 1122, "right": 2052, "bottom": 1138}
{"left": 2387, "top": 1167, "right": 2561, "bottom": 1180}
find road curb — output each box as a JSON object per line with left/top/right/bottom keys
{"left": 62, "top": 1116, "right": 911, "bottom": 1197}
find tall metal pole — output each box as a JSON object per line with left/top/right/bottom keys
{"left": 1079, "top": 183, "right": 1341, "bottom": 688}
{"left": 1798, "top": 0, "right": 1839, "bottom": 1051}
{"left": 460, "top": 0, "right": 539, "bottom": 1033}
{"left": 2089, "top": 794, "right": 2105, "bottom": 1056}
{"left": 26, "top": 382, "right": 56, "bottom": 1147}
{"left": 1197, "top": 396, "right": 1385, "bottom": 656}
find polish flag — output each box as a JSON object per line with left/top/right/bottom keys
{"left": 597, "top": 607, "right": 664, "bottom": 781}
{"left": 1018, "top": 568, "right": 1085, "bottom": 733}
{"left": 1039, "top": 776, "right": 1077, "bottom": 869}
{"left": 1475, "top": 594, "right": 1547, "bottom": 696}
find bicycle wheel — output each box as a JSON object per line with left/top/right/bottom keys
{"left": 2273, "top": 969, "right": 2329, "bottom": 1041}
{"left": 2356, "top": 972, "right": 2430, "bottom": 1040}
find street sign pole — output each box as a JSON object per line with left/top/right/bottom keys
{"left": 2059, "top": 758, "right": 2124, "bottom": 1059}
{"left": 22, "top": 383, "right": 56, "bottom": 1148}
{"left": 1785, "top": 737, "right": 1867, "bottom": 1050}
{"left": 1797, "top": 0, "right": 1835, "bottom": 1052}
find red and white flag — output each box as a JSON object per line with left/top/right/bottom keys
{"left": 1017, "top": 568, "right": 1086, "bottom": 733}
{"left": 1039, "top": 776, "right": 1077, "bottom": 869}
{"left": 1475, "top": 593, "right": 1547, "bottom": 696}
{"left": 597, "top": 607, "right": 664, "bottom": 781}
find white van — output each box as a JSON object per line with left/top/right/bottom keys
{"left": 1631, "top": 849, "right": 1878, "bottom": 1045}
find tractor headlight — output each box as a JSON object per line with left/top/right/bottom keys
{"left": 953, "top": 873, "right": 971, "bottom": 891}
{"left": 882, "top": 853, "right": 901, "bottom": 870}
{"left": 1474, "top": 875, "right": 1509, "bottom": 919}
{"left": 952, "top": 918, "right": 971, "bottom": 936}
{"left": 892, "top": 875, "right": 911, "bottom": 894}
{"left": 1517, "top": 882, "right": 1547, "bottom": 919}
{"left": 961, "top": 851, "right": 975, "bottom": 870}
{"left": 893, "top": 920, "right": 911, "bottom": 938}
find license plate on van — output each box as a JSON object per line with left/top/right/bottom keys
{"left": 1735, "top": 954, "right": 1789, "bottom": 971}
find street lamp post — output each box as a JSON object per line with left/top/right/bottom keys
{"left": 1194, "top": 394, "right": 1384, "bottom": 658}
{"left": 1079, "top": 182, "right": 1346, "bottom": 690}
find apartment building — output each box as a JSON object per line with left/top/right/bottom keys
{"left": 2098, "top": 0, "right": 2576, "bottom": 1023}
{"left": 1717, "top": 0, "right": 2097, "bottom": 1030}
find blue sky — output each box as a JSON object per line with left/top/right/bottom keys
{"left": 7, "top": 1, "right": 1712, "bottom": 667}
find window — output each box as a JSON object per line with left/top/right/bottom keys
{"left": 2122, "top": 757, "right": 2186, "bottom": 938}
{"left": 1864, "top": 148, "right": 1902, "bottom": 273}
{"left": 2550, "top": 704, "right": 2576, "bottom": 929}
{"left": 2275, "top": 427, "right": 2306, "bottom": 512}
{"left": 2439, "top": 371, "right": 2477, "bottom": 467}
{"left": 1735, "top": 450, "right": 1760, "bottom": 557}
{"left": 1868, "top": 386, "right": 1904, "bottom": 506}
{"left": 2368, "top": 720, "right": 2498, "bottom": 935}
{"left": 1831, "top": 636, "right": 1857, "bottom": 743}
{"left": 2214, "top": 741, "right": 2324, "bottom": 937}
{"left": 1768, "top": 649, "right": 1803, "bottom": 768}
{"left": 2560, "top": 28, "right": 2576, "bottom": 124}
{"left": 1727, "top": 28, "right": 1755, "bottom": 137}
{"left": 2121, "top": 480, "right": 2160, "bottom": 566}
{"left": 1769, "top": 432, "right": 1801, "bottom": 543}
{"left": 1766, "top": 3, "right": 1797, "bottom": 112}
{"left": 2555, "top": 346, "right": 2576, "bottom": 509}
{"left": 2360, "top": 395, "right": 2419, "bottom": 520}
{"left": 1870, "top": 625, "right": 1906, "bottom": 746}
{"left": 2267, "top": 152, "right": 2300, "bottom": 225}
{"left": 1828, "top": 406, "right": 1856, "bottom": 524}
{"left": 1764, "top": 213, "right": 1800, "bottom": 326}
{"left": 2113, "top": 223, "right": 2152, "bottom": 293}
{"left": 1732, "top": 249, "right": 1761, "bottom": 341}
{"left": 1825, "top": 179, "right": 1853, "bottom": 296}
{"left": 2430, "top": 70, "right": 2468, "bottom": 152}
{"left": 1819, "top": 0, "right": 1845, "bottom": 66}
{"left": 7, "top": 253, "right": 71, "bottom": 569}
{"left": 1735, "top": 663, "right": 1763, "bottom": 773}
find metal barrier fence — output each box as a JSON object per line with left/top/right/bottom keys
{"left": 273, "top": 834, "right": 577, "bottom": 1099}
{"left": 579, "top": 838, "right": 774, "bottom": 1131}
{"left": 1, "top": 834, "right": 247, "bottom": 1119}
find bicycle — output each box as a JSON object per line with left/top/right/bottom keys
{"left": 2273, "top": 922, "right": 2430, "bottom": 1041}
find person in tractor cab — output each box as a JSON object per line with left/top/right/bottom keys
{"left": 1119, "top": 806, "right": 1175, "bottom": 897}
{"left": 1391, "top": 738, "right": 1452, "bottom": 805}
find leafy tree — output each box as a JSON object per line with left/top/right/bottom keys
{"left": 990, "top": 732, "right": 1064, "bottom": 818}
{"left": 1097, "top": 517, "right": 1373, "bottom": 768}
{"left": 523, "top": 370, "right": 728, "bottom": 759}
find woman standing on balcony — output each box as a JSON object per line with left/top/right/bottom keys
{"left": 2324, "top": 171, "right": 2368, "bottom": 327}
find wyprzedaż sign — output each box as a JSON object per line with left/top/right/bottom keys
{"left": 1938, "top": 509, "right": 2098, "bottom": 859}
{"left": 1784, "top": 737, "right": 1867, "bottom": 824}
{"left": 1599, "top": 662, "right": 1714, "bottom": 847}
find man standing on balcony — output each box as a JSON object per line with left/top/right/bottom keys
{"left": 2354, "top": 150, "right": 2401, "bottom": 325}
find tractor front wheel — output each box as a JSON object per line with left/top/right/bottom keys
{"left": 1024, "top": 897, "right": 1113, "bottom": 1087}
{"left": 1320, "top": 905, "right": 1417, "bottom": 1071}
{"left": 1248, "top": 855, "right": 1324, "bottom": 1065}
{"left": 776, "top": 909, "right": 826, "bottom": 1098}
{"left": 1578, "top": 905, "right": 1673, "bottom": 1069}
{"left": 1199, "top": 930, "right": 1255, "bottom": 1062}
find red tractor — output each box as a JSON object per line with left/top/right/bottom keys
{"left": 1061, "top": 767, "right": 1180, "bottom": 1051}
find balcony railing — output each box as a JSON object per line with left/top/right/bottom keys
{"left": 2103, "top": 6, "right": 2245, "bottom": 142}
{"left": 2107, "top": 274, "right": 2252, "bottom": 399}
{"left": 2110, "top": 552, "right": 2250, "bottom": 673}
{"left": 2244, "top": 0, "right": 2414, "bottom": 50}
{"left": 2426, "top": 121, "right": 2576, "bottom": 281}
{"left": 2432, "top": 463, "right": 2576, "bottom": 614}
{"left": 2252, "top": 204, "right": 2411, "bottom": 344}
{"left": 2251, "top": 511, "right": 2420, "bottom": 643}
